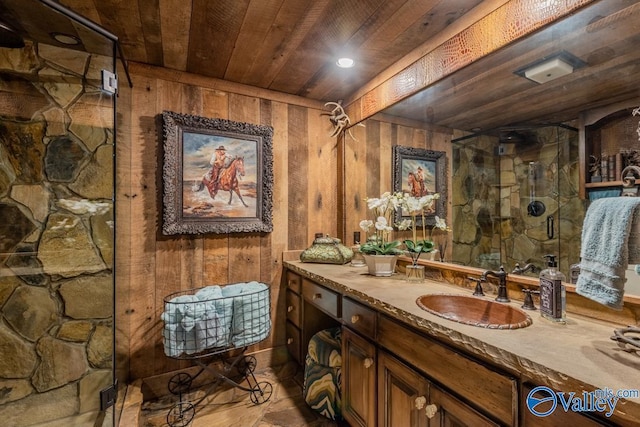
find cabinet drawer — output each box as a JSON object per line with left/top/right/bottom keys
{"left": 302, "top": 279, "right": 340, "bottom": 319}
{"left": 377, "top": 315, "right": 516, "bottom": 426}
{"left": 286, "top": 289, "right": 301, "bottom": 327}
{"left": 286, "top": 321, "right": 302, "bottom": 364}
{"left": 342, "top": 297, "right": 376, "bottom": 340}
{"left": 286, "top": 271, "right": 301, "bottom": 294}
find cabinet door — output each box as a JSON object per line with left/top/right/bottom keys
{"left": 377, "top": 351, "right": 429, "bottom": 427}
{"left": 342, "top": 327, "right": 377, "bottom": 427}
{"left": 429, "top": 385, "right": 499, "bottom": 427}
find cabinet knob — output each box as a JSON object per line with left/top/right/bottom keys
{"left": 363, "top": 358, "right": 373, "bottom": 369}
{"left": 414, "top": 396, "right": 426, "bottom": 410}
{"left": 312, "top": 293, "right": 322, "bottom": 300}
{"left": 287, "top": 305, "right": 294, "bottom": 313}
{"left": 287, "top": 338, "right": 294, "bottom": 345}
{"left": 288, "top": 280, "right": 295, "bottom": 287}
{"left": 351, "top": 314, "right": 360, "bottom": 324}
{"left": 425, "top": 404, "right": 438, "bottom": 419}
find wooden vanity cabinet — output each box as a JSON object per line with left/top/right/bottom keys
{"left": 377, "top": 315, "right": 517, "bottom": 426}
{"left": 285, "top": 271, "right": 341, "bottom": 364}
{"left": 285, "top": 269, "right": 515, "bottom": 426}
{"left": 378, "top": 351, "right": 499, "bottom": 427}
{"left": 342, "top": 327, "right": 377, "bottom": 427}
{"left": 341, "top": 297, "right": 506, "bottom": 427}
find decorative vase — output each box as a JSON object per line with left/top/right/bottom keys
{"left": 362, "top": 254, "right": 398, "bottom": 277}
{"left": 405, "top": 265, "right": 425, "bottom": 282}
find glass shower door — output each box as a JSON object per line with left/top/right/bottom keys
{"left": 0, "top": 1, "right": 118, "bottom": 425}
{"left": 451, "top": 134, "right": 501, "bottom": 270}
{"left": 451, "top": 125, "right": 580, "bottom": 277}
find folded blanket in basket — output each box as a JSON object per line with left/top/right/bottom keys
{"left": 194, "top": 286, "right": 230, "bottom": 351}
{"left": 162, "top": 282, "right": 271, "bottom": 356}
{"left": 222, "top": 281, "right": 271, "bottom": 347}
{"left": 163, "top": 286, "right": 228, "bottom": 356}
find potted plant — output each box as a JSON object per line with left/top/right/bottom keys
{"left": 359, "top": 191, "right": 449, "bottom": 277}
{"left": 358, "top": 192, "right": 404, "bottom": 276}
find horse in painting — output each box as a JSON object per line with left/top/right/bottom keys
{"left": 195, "top": 156, "right": 248, "bottom": 207}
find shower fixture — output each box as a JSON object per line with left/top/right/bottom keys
{"left": 527, "top": 162, "right": 546, "bottom": 217}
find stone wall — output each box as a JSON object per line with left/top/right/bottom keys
{"left": 0, "top": 41, "right": 115, "bottom": 426}
{"left": 452, "top": 126, "right": 584, "bottom": 276}
{"left": 452, "top": 134, "right": 501, "bottom": 269}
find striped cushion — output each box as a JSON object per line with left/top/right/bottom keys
{"left": 307, "top": 327, "right": 342, "bottom": 367}
{"left": 303, "top": 327, "right": 342, "bottom": 420}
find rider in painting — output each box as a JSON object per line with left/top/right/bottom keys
{"left": 209, "top": 145, "right": 233, "bottom": 187}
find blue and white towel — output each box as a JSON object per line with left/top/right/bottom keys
{"left": 576, "top": 197, "right": 640, "bottom": 310}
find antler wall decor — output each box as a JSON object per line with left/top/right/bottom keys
{"left": 321, "top": 101, "right": 363, "bottom": 140}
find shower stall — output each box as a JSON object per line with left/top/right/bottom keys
{"left": 451, "top": 124, "right": 584, "bottom": 277}
{"left": 0, "top": 1, "right": 129, "bottom": 425}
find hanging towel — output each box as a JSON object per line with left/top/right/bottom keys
{"left": 576, "top": 197, "right": 640, "bottom": 310}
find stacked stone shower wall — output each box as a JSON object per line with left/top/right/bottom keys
{"left": 452, "top": 126, "right": 583, "bottom": 275}
{"left": 452, "top": 134, "right": 501, "bottom": 269}
{"left": 0, "top": 41, "right": 114, "bottom": 426}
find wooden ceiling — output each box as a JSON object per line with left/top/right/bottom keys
{"left": 55, "top": 0, "right": 484, "bottom": 103}
{"left": 381, "top": 0, "right": 640, "bottom": 132}
{"left": 3, "top": 0, "right": 639, "bottom": 131}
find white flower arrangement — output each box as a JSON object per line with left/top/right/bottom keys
{"left": 358, "top": 191, "right": 449, "bottom": 259}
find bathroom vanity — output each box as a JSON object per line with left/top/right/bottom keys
{"left": 283, "top": 259, "right": 640, "bottom": 427}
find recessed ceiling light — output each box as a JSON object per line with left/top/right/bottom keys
{"left": 336, "top": 57, "right": 355, "bottom": 68}
{"left": 50, "top": 32, "right": 81, "bottom": 46}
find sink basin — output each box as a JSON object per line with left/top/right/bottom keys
{"left": 416, "top": 294, "right": 532, "bottom": 329}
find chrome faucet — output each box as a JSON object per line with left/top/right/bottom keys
{"left": 512, "top": 262, "right": 538, "bottom": 275}
{"left": 481, "top": 266, "right": 510, "bottom": 302}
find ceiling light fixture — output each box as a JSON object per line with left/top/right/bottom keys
{"left": 336, "top": 57, "right": 355, "bottom": 68}
{"left": 50, "top": 32, "right": 81, "bottom": 46}
{"left": 515, "top": 51, "right": 586, "bottom": 84}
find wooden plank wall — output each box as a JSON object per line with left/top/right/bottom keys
{"left": 342, "top": 117, "right": 454, "bottom": 248}
{"left": 123, "top": 63, "right": 337, "bottom": 380}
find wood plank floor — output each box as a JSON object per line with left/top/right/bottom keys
{"left": 139, "top": 361, "right": 347, "bottom": 427}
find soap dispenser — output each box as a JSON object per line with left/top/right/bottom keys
{"left": 539, "top": 254, "right": 566, "bottom": 324}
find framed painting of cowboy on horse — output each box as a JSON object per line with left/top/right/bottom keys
{"left": 161, "top": 111, "right": 273, "bottom": 235}
{"left": 392, "top": 146, "right": 447, "bottom": 228}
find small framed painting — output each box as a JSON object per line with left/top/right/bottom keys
{"left": 392, "top": 145, "right": 447, "bottom": 227}
{"left": 161, "top": 111, "right": 273, "bottom": 235}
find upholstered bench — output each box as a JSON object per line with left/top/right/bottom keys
{"left": 302, "top": 327, "right": 342, "bottom": 420}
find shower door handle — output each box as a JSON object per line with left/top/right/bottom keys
{"left": 547, "top": 215, "right": 554, "bottom": 239}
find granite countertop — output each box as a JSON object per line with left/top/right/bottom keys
{"left": 284, "top": 260, "right": 640, "bottom": 423}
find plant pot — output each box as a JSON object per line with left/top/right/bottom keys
{"left": 362, "top": 254, "right": 398, "bottom": 277}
